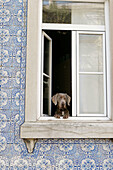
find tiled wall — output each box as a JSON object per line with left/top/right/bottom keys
{"left": 0, "top": 0, "right": 113, "bottom": 169}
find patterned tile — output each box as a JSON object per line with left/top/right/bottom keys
{"left": 0, "top": 0, "right": 113, "bottom": 169}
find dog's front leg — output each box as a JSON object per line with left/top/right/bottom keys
{"left": 54, "top": 110, "right": 61, "bottom": 119}
{"left": 63, "top": 110, "right": 69, "bottom": 119}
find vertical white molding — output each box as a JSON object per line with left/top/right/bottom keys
{"left": 37, "top": 0, "right": 43, "bottom": 119}
{"left": 72, "top": 31, "right": 77, "bottom": 116}
{"left": 25, "top": 0, "right": 42, "bottom": 121}
{"left": 105, "top": 0, "right": 111, "bottom": 119}
{"left": 109, "top": 0, "right": 113, "bottom": 119}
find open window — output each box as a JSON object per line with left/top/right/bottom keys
{"left": 41, "top": 0, "right": 108, "bottom": 118}
{"left": 42, "top": 31, "right": 52, "bottom": 116}
{"left": 21, "top": 0, "right": 113, "bottom": 150}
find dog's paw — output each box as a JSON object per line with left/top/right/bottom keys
{"left": 54, "top": 114, "right": 60, "bottom": 119}
{"left": 63, "top": 115, "right": 69, "bottom": 119}
{"left": 63, "top": 113, "right": 69, "bottom": 119}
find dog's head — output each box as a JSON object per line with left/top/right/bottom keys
{"left": 52, "top": 93, "right": 71, "bottom": 110}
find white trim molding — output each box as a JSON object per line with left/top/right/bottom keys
{"left": 20, "top": 0, "right": 113, "bottom": 153}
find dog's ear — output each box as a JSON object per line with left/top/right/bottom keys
{"left": 52, "top": 94, "right": 58, "bottom": 105}
{"left": 66, "top": 94, "right": 71, "bottom": 106}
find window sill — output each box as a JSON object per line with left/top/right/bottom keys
{"left": 20, "top": 119, "right": 113, "bottom": 139}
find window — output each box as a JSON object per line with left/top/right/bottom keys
{"left": 21, "top": 0, "right": 113, "bottom": 143}
{"left": 41, "top": 0, "right": 108, "bottom": 118}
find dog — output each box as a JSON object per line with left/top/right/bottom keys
{"left": 52, "top": 93, "right": 71, "bottom": 119}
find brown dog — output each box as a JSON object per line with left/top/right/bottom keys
{"left": 52, "top": 93, "right": 71, "bottom": 119}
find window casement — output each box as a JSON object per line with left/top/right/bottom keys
{"left": 21, "top": 0, "right": 113, "bottom": 153}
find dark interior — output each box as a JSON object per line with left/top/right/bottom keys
{"left": 44, "top": 30, "right": 72, "bottom": 116}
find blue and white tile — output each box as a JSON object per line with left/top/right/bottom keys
{"left": 12, "top": 56, "right": 21, "bottom": 67}
{"left": 19, "top": 99, "right": 24, "bottom": 111}
{"left": 13, "top": 15, "right": 23, "bottom": 26}
{"left": 0, "top": 156, "right": 10, "bottom": 170}
{"left": 10, "top": 156, "right": 31, "bottom": 170}
{"left": 20, "top": 78, "right": 25, "bottom": 89}
{"left": 12, "top": 89, "right": 20, "bottom": 99}
{"left": 1, "top": 77, "right": 12, "bottom": 88}
{"left": 0, "top": 88, "right": 12, "bottom": 98}
{"left": 0, "top": 110, "right": 11, "bottom": 120}
{"left": 3, "top": 14, "right": 13, "bottom": 26}
{"left": 12, "top": 46, "right": 22, "bottom": 56}
{"left": 11, "top": 0, "right": 24, "bottom": 7}
{"left": 20, "top": 67, "right": 25, "bottom": 78}
{"left": 77, "top": 143, "right": 99, "bottom": 155}
{"left": 99, "top": 143, "right": 113, "bottom": 155}
{"left": 54, "top": 143, "right": 76, "bottom": 156}
{"left": 0, "top": 120, "right": 14, "bottom": 132}
{"left": 33, "top": 156, "right": 55, "bottom": 170}
{"left": 99, "top": 155, "right": 113, "bottom": 169}
{"left": 20, "top": 89, "right": 25, "bottom": 100}
{"left": 11, "top": 110, "right": 20, "bottom": 122}
{"left": 12, "top": 99, "right": 20, "bottom": 110}
{"left": 2, "top": 45, "right": 13, "bottom": 56}
{"left": 0, "top": 131, "right": 14, "bottom": 144}
{"left": 1, "top": 0, "right": 12, "bottom": 6}
{"left": 12, "top": 78, "right": 20, "bottom": 88}
{"left": 55, "top": 155, "right": 75, "bottom": 170}
{"left": 0, "top": 98, "right": 11, "bottom": 109}
{"left": 21, "top": 55, "right": 26, "bottom": 67}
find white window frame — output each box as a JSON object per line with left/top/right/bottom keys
{"left": 20, "top": 0, "right": 113, "bottom": 140}
{"left": 76, "top": 31, "right": 106, "bottom": 117}
{"left": 41, "top": 31, "right": 52, "bottom": 116}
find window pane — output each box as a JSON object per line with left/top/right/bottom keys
{"left": 79, "top": 75, "right": 104, "bottom": 114}
{"left": 43, "top": 1, "right": 105, "bottom": 25}
{"left": 44, "top": 37, "right": 50, "bottom": 75}
{"left": 43, "top": 76, "right": 50, "bottom": 115}
{"left": 79, "top": 34, "right": 103, "bottom": 72}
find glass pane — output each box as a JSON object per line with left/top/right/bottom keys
{"left": 79, "top": 75, "right": 104, "bottom": 114}
{"left": 44, "top": 36, "right": 50, "bottom": 75}
{"left": 43, "top": 1, "right": 105, "bottom": 25}
{"left": 79, "top": 34, "right": 103, "bottom": 72}
{"left": 43, "top": 76, "right": 50, "bottom": 115}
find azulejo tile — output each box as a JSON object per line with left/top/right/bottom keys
{"left": 12, "top": 89, "right": 20, "bottom": 99}
{"left": 81, "top": 158, "right": 98, "bottom": 170}
{"left": 11, "top": 0, "right": 24, "bottom": 7}
{"left": 1, "top": 0, "right": 12, "bottom": 6}
{"left": 10, "top": 156, "right": 30, "bottom": 170}
{"left": 34, "top": 157, "right": 55, "bottom": 170}
{"left": 0, "top": 135, "right": 7, "bottom": 152}
{"left": 0, "top": 98, "right": 11, "bottom": 109}
{"left": 21, "top": 55, "right": 26, "bottom": 67}
{"left": 0, "top": 131, "right": 14, "bottom": 144}
{"left": 12, "top": 99, "right": 20, "bottom": 110}
{"left": 12, "top": 78, "right": 20, "bottom": 88}
{"left": 55, "top": 156, "right": 75, "bottom": 170}
{"left": 0, "top": 120, "right": 14, "bottom": 132}
{"left": 54, "top": 143, "right": 75, "bottom": 156}
{"left": 0, "top": 156, "right": 10, "bottom": 170}
{"left": 2, "top": 67, "right": 20, "bottom": 78}
{"left": 0, "top": 88, "right": 12, "bottom": 98}
{"left": 11, "top": 110, "right": 20, "bottom": 122}
{"left": 77, "top": 143, "right": 99, "bottom": 155}
{"left": 0, "top": 110, "right": 11, "bottom": 120}
{"left": 100, "top": 157, "right": 113, "bottom": 170}
{"left": 2, "top": 54, "right": 13, "bottom": 67}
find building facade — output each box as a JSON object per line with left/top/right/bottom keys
{"left": 0, "top": 0, "right": 113, "bottom": 169}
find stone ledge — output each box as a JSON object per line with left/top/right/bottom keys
{"left": 20, "top": 120, "right": 113, "bottom": 139}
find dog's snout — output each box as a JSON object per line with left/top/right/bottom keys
{"left": 62, "top": 102, "right": 64, "bottom": 105}
{"left": 62, "top": 102, "right": 65, "bottom": 107}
